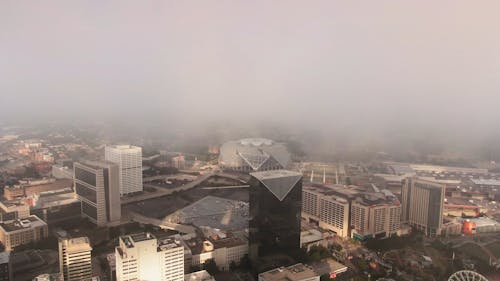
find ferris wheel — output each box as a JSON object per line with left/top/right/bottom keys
{"left": 448, "top": 270, "right": 489, "bottom": 281}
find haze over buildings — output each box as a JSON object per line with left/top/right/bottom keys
{"left": 2, "top": 1, "right": 500, "bottom": 157}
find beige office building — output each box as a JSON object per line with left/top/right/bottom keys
{"left": 0, "top": 215, "right": 48, "bottom": 251}
{"left": 59, "top": 237, "right": 92, "bottom": 281}
{"left": 302, "top": 186, "right": 350, "bottom": 237}
{"left": 351, "top": 198, "right": 401, "bottom": 240}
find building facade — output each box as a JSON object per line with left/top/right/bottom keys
{"left": 0, "top": 252, "right": 12, "bottom": 281}
{"left": 189, "top": 236, "right": 248, "bottom": 271}
{"left": 59, "top": 237, "right": 93, "bottom": 281}
{"left": 249, "top": 170, "right": 302, "bottom": 271}
{"left": 302, "top": 187, "right": 350, "bottom": 237}
{"left": 115, "top": 233, "right": 184, "bottom": 281}
{"left": 0, "top": 215, "right": 48, "bottom": 251}
{"left": 74, "top": 161, "right": 121, "bottom": 226}
{"left": 402, "top": 178, "right": 445, "bottom": 236}
{"left": 350, "top": 198, "right": 401, "bottom": 240}
{"left": 105, "top": 145, "right": 143, "bottom": 195}
{"left": 302, "top": 185, "right": 401, "bottom": 240}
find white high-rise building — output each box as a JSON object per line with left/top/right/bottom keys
{"left": 115, "top": 233, "right": 184, "bottom": 281}
{"left": 59, "top": 237, "right": 92, "bottom": 281}
{"left": 105, "top": 145, "right": 143, "bottom": 195}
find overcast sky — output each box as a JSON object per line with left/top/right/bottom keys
{"left": 2, "top": 1, "right": 500, "bottom": 137}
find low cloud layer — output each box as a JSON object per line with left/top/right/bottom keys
{"left": 2, "top": 1, "right": 500, "bottom": 148}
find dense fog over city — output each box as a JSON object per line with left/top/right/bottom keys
{"left": 2, "top": 3, "right": 500, "bottom": 281}
{"left": 2, "top": 1, "right": 500, "bottom": 160}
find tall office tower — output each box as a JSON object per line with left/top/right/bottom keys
{"left": 402, "top": 177, "right": 445, "bottom": 236}
{"left": 0, "top": 252, "right": 12, "bottom": 281}
{"left": 249, "top": 170, "right": 302, "bottom": 271}
{"left": 105, "top": 145, "right": 143, "bottom": 195}
{"left": 74, "top": 161, "right": 121, "bottom": 226}
{"left": 59, "top": 237, "right": 92, "bottom": 281}
{"left": 115, "top": 233, "right": 184, "bottom": 281}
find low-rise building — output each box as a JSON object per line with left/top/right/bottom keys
{"left": 258, "top": 263, "right": 319, "bottom": 281}
{"left": 4, "top": 178, "right": 72, "bottom": 200}
{"left": 441, "top": 217, "right": 463, "bottom": 237}
{"left": 300, "top": 227, "right": 330, "bottom": 251}
{"left": 462, "top": 217, "right": 500, "bottom": 234}
{"left": 309, "top": 259, "right": 348, "bottom": 278}
{"left": 444, "top": 198, "right": 483, "bottom": 217}
{"left": 51, "top": 164, "right": 73, "bottom": 180}
{"left": 0, "top": 215, "right": 48, "bottom": 251}
{"left": 33, "top": 273, "right": 64, "bottom": 281}
{"left": 184, "top": 270, "right": 215, "bottom": 281}
{"left": 30, "top": 188, "right": 81, "bottom": 225}
{"left": 0, "top": 200, "right": 30, "bottom": 221}
{"left": 189, "top": 233, "right": 248, "bottom": 271}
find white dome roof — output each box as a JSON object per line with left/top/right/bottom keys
{"left": 219, "top": 138, "right": 291, "bottom": 172}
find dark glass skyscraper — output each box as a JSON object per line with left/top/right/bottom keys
{"left": 249, "top": 170, "right": 302, "bottom": 272}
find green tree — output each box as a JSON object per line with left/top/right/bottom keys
{"left": 345, "top": 177, "right": 352, "bottom": 185}
{"left": 239, "top": 254, "right": 252, "bottom": 270}
{"left": 203, "top": 259, "right": 219, "bottom": 275}
{"left": 229, "top": 261, "right": 237, "bottom": 271}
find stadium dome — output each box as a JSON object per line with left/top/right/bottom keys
{"left": 218, "top": 138, "right": 291, "bottom": 172}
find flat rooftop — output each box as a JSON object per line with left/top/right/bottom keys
{"left": 471, "top": 178, "right": 500, "bottom": 186}
{"left": 63, "top": 237, "right": 92, "bottom": 252}
{"left": 185, "top": 270, "right": 215, "bottom": 281}
{"left": 467, "top": 217, "right": 499, "bottom": 227}
{"left": 0, "top": 252, "right": 9, "bottom": 264}
{"left": 130, "top": 232, "right": 156, "bottom": 243}
{"left": 310, "top": 258, "right": 348, "bottom": 275}
{"left": 0, "top": 215, "right": 47, "bottom": 232}
{"left": 259, "top": 263, "right": 317, "bottom": 281}
{"left": 107, "top": 144, "right": 141, "bottom": 150}
{"left": 445, "top": 197, "right": 479, "bottom": 206}
{"left": 157, "top": 237, "right": 182, "bottom": 251}
{"left": 166, "top": 196, "right": 248, "bottom": 231}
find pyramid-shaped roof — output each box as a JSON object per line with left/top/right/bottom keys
{"left": 251, "top": 170, "right": 302, "bottom": 201}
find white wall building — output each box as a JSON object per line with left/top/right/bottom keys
{"left": 115, "top": 233, "right": 184, "bottom": 281}
{"left": 59, "top": 237, "right": 92, "bottom": 281}
{"left": 189, "top": 236, "right": 248, "bottom": 271}
{"left": 105, "top": 145, "right": 143, "bottom": 195}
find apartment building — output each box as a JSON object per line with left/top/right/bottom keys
{"left": 0, "top": 215, "right": 48, "bottom": 251}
